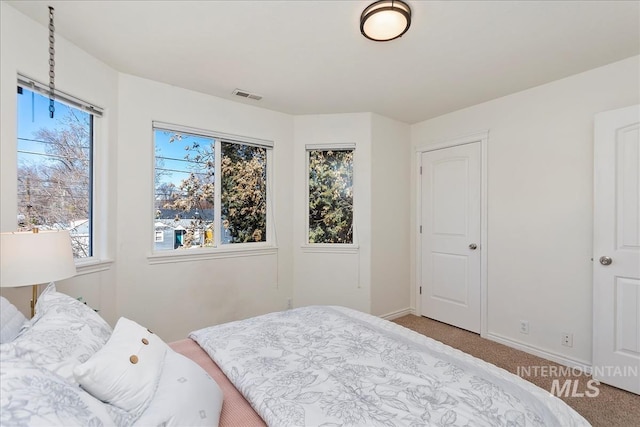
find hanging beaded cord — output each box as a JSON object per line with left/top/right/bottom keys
{"left": 48, "top": 6, "right": 55, "bottom": 119}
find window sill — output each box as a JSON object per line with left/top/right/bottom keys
{"left": 148, "top": 245, "right": 278, "bottom": 265}
{"left": 75, "top": 258, "right": 114, "bottom": 276}
{"left": 300, "top": 244, "right": 359, "bottom": 254}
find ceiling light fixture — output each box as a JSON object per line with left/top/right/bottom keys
{"left": 360, "top": 0, "right": 411, "bottom": 42}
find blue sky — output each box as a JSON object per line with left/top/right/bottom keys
{"left": 17, "top": 87, "right": 93, "bottom": 180}
{"left": 17, "top": 87, "right": 65, "bottom": 152}
{"left": 154, "top": 130, "right": 213, "bottom": 189}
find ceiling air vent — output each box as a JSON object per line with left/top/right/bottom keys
{"left": 232, "top": 88, "right": 262, "bottom": 101}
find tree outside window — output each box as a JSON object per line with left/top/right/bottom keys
{"left": 17, "top": 86, "right": 94, "bottom": 258}
{"left": 221, "top": 142, "right": 267, "bottom": 243}
{"left": 153, "top": 127, "right": 270, "bottom": 251}
{"left": 154, "top": 130, "right": 215, "bottom": 250}
{"left": 308, "top": 148, "right": 354, "bottom": 244}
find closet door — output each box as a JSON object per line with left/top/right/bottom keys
{"left": 593, "top": 104, "right": 640, "bottom": 395}
{"left": 420, "top": 142, "right": 481, "bottom": 333}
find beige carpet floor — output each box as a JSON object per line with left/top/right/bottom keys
{"left": 392, "top": 314, "right": 640, "bottom": 427}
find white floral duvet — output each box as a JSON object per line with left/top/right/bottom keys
{"left": 190, "top": 306, "right": 589, "bottom": 427}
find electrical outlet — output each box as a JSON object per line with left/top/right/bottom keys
{"left": 519, "top": 320, "right": 529, "bottom": 334}
{"left": 562, "top": 332, "right": 573, "bottom": 347}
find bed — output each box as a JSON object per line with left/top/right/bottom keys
{"left": 0, "top": 284, "right": 590, "bottom": 426}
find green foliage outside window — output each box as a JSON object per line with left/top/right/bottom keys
{"left": 221, "top": 142, "right": 267, "bottom": 243}
{"left": 308, "top": 149, "right": 353, "bottom": 244}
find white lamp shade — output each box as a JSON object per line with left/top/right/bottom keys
{"left": 0, "top": 230, "right": 76, "bottom": 287}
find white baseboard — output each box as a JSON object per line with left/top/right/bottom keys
{"left": 485, "top": 332, "right": 592, "bottom": 373}
{"left": 377, "top": 312, "right": 592, "bottom": 373}
{"left": 380, "top": 307, "right": 415, "bottom": 321}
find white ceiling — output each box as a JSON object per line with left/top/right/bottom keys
{"left": 7, "top": 0, "right": 640, "bottom": 124}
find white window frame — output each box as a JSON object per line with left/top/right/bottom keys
{"left": 17, "top": 75, "right": 112, "bottom": 274}
{"left": 149, "top": 121, "right": 276, "bottom": 264}
{"left": 303, "top": 143, "right": 358, "bottom": 253}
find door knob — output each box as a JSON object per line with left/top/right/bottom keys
{"left": 469, "top": 243, "right": 478, "bottom": 250}
{"left": 599, "top": 256, "right": 612, "bottom": 266}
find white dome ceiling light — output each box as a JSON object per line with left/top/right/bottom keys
{"left": 360, "top": 0, "right": 412, "bottom": 42}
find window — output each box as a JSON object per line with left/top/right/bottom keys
{"left": 153, "top": 123, "right": 271, "bottom": 252}
{"left": 17, "top": 77, "right": 101, "bottom": 259}
{"left": 307, "top": 145, "right": 354, "bottom": 244}
{"left": 221, "top": 142, "right": 267, "bottom": 243}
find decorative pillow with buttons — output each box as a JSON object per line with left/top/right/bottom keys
{"left": 73, "top": 317, "right": 168, "bottom": 417}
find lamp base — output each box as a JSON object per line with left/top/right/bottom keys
{"left": 30, "top": 284, "right": 38, "bottom": 318}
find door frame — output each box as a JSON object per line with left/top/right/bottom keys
{"left": 415, "top": 130, "right": 489, "bottom": 337}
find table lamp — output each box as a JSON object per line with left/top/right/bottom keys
{"left": 0, "top": 228, "right": 76, "bottom": 317}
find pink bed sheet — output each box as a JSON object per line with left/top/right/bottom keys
{"left": 169, "top": 338, "right": 267, "bottom": 427}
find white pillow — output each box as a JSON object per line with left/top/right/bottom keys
{"left": 0, "top": 296, "right": 28, "bottom": 343}
{"left": 0, "top": 283, "right": 112, "bottom": 381}
{"left": 74, "top": 317, "right": 168, "bottom": 416}
{"left": 0, "top": 352, "right": 113, "bottom": 427}
{"left": 134, "top": 349, "right": 223, "bottom": 427}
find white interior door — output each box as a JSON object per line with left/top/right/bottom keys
{"left": 420, "top": 142, "right": 481, "bottom": 333}
{"left": 593, "top": 104, "right": 640, "bottom": 395}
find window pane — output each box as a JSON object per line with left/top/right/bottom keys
{"left": 17, "top": 86, "right": 93, "bottom": 258}
{"left": 308, "top": 149, "right": 353, "bottom": 244}
{"left": 221, "top": 142, "right": 267, "bottom": 243}
{"left": 154, "top": 130, "right": 215, "bottom": 250}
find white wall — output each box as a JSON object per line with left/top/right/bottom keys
{"left": 410, "top": 56, "right": 640, "bottom": 366}
{"left": 116, "top": 74, "right": 295, "bottom": 341}
{"left": 292, "top": 113, "right": 372, "bottom": 312}
{"left": 0, "top": 2, "right": 119, "bottom": 324}
{"left": 292, "top": 113, "right": 412, "bottom": 316}
{"left": 371, "top": 114, "right": 411, "bottom": 317}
